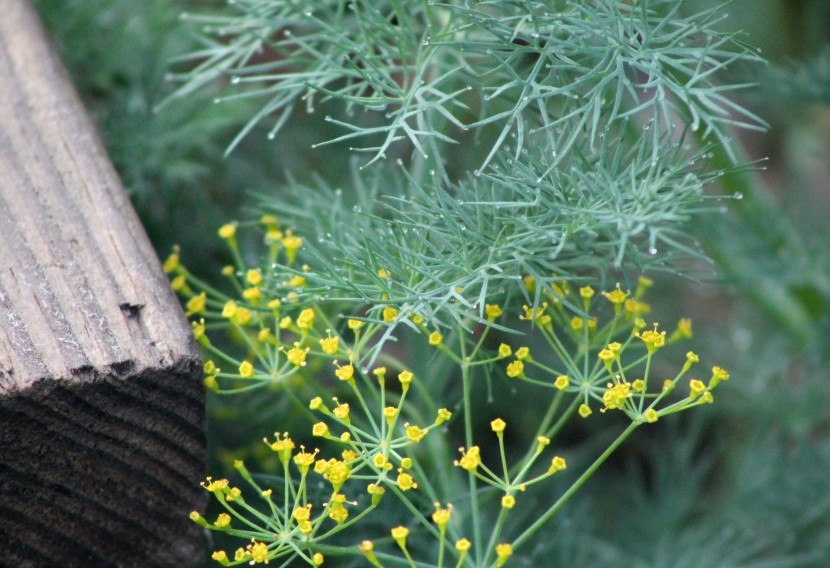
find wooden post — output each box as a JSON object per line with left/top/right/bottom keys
{"left": 0, "top": 1, "right": 206, "bottom": 566}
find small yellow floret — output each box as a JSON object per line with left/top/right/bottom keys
{"left": 549, "top": 456, "right": 567, "bottom": 473}
{"left": 501, "top": 495, "right": 516, "bottom": 509}
{"left": 490, "top": 418, "right": 506, "bottom": 434}
{"left": 578, "top": 404, "right": 592, "bottom": 418}
{"left": 391, "top": 526, "right": 409, "bottom": 548}
{"left": 238, "top": 361, "right": 254, "bottom": 378}
{"left": 485, "top": 304, "right": 503, "bottom": 320}
{"left": 429, "top": 331, "right": 442, "bottom": 346}
{"left": 218, "top": 223, "right": 237, "bottom": 240}
{"left": 320, "top": 336, "right": 339, "bottom": 355}
{"left": 495, "top": 543, "right": 513, "bottom": 566}
{"left": 498, "top": 343, "right": 512, "bottom": 358}
{"left": 506, "top": 360, "right": 524, "bottom": 378}
{"left": 383, "top": 306, "right": 398, "bottom": 322}
{"left": 396, "top": 470, "right": 418, "bottom": 491}
{"left": 554, "top": 375, "right": 569, "bottom": 390}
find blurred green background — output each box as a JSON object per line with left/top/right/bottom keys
{"left": 34, "top": 0, "right": 830, "bottom": 565}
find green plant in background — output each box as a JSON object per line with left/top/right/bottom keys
{"left": 161, "top": 1, "right": 761, "bottom": 565}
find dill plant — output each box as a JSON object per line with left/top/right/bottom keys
{"left": 166, "top": 1, "right": 764, "bottom": 565}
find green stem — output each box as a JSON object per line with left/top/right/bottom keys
{"left": 512, "top": 422, "right": 639, "bottom": 550}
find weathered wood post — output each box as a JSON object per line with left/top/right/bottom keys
{"left": 0, "top": 1, "right": 206, "bottom": 565}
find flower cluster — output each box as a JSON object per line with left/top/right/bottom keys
{"left": 173, "top": 222, "right": 729, "bottom": 567}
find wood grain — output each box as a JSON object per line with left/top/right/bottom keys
{"left": 0, "top": 1, "right": 206, "bottom": 565}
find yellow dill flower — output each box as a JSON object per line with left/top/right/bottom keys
{"left": 329, "top": 507, "right": 348, "bottom": 524}
{"left": 429, "top": 330, "right": 443, "bottom": 346}
{"left": 501, "top": 495, "right": 516, "bottom": 509}
{"left": 191, "top": 320, "right": 206, "bottom": 341}
{"left": 673, "top": 318, "right": 693, "bottom": 340}
{"left": 286, "top": 343, "right": 309, "bottom": 366}
{"left": 570, "top": 316, "right": 586, "bottom": 332}
{"left": 432, "top": 504, "right": 452, "bottom": 528}
{"left": 523, "top": 275, "right": 536, "bottom": 292}
{"left": 498, "top": 343, "right": 512, "bottom": 358}
{"left": 320, "top": 336, "right": 339, "bottom": 355}
{"left": 242, "top": 287, "right": 260, "bottom": 301}
{"left": 288, "top": 275, "right": 306, "bottom": 287}
{"left": 400, "top": 457, "right": 413, "bottom": 469}
{"left": 201, "top": 477, "right": 228, "bottom": 492}
{"left": 293, "top": 505, "right": 312, "bottom": 522}
{"left": 455, "top": 446, "right": 481, "bottom": 471}
{"left": 170, "top": 274, "right": 186, "bottom": 292}
{"left": 238, "top": 361, "right": 254, "bottom": 379}
{"left": 279, "top": 316, "right": 292, "bottom": 329}
{"left": 312, "top": 422, "right": 330, "bottom": 437}
{"left": 333, "top": 403, "right": 350, "bottom": 421}
{"left": 282, "top": 231, "right": 302, "bottom": 260}
{"left": 710, "top": 366, "right": 730, "bottom": 388}
{"left": 632, "top": 379, "right": 645, "bottom": 392}
{"left": 335, "top": 363, "right": 354, "bottom": 381}
{"left": 602, "top": 285, "right": 629, "bottom": 307}
{"left": 495, "top": 543, "right": 513, "bottom": 566}
{"left": 245, "top": 269, "right": 262, "bottom": 286}
{"left": 701, "top": 391, "right": 714, "bottom": 404}
{"left": 396, "top": 470, "right": 418, "bottom": 491}
{"left": 185, "top": 292, "right": 206, "bottom": 316}
{"left": 554, "top": 375, "right": 569, "bottom": 390}
{"left": 309, "top": 397, "right": 327, "bottom": 412}
{"left": 383, "top": 406, "right": 399, "bottom": 422}
{"left": 398, "top": 370, "right": 414, "bottom": 386}
{"left": 405, "top": 424, "right": 427, "bottom": 443}
{"left": 218, "top": 223, "right": 237, "bottom": 240}
{"left": 234, "top": 548, "right": 247, "bottom": 562}
{"left": 322, "top": 460, "right": 351, "bottom": 488}
{"left": 233, "top": 308, "right": 252, "bottom": 326}
{"left": 297, "top": 308, "right": 315, "bottom": 330}
{"left": 391, "top": 526, "right": 409, "bottom": 548}
{"left": 602, "top": 382, "right": 631, "bottom": 410}
{"left": 662, "top": 379, "right": 674, "bottom": 393}
{"left": 515, "top": 346, "right": 531, "bottom": 360}
{"left": 644, "top": 408, "right": 659, "bottom": 423}
{"left": 435, "top": 408, "right": 453, "bottom": 425}
{"left": 578, "top": 404, "right": 592, "bottom": 418}
{"left": 373, "top": 454, "right": 391, "bottom": 471}
{"left": 689, "top": 379, "right": 706, "bottom": 400}
{"left": 506, "top": 360, "right": 524, "bottom": 378}
{"left": 294, "top": 448, "right": 318, "bottom": 472}
{"left": 579, "top": 286, "right": 595, "bottom": 300}
{"left": 211, "top": 551, "right": 229, "bottom": 565}
{"left": 257, "top": 328, "right": 272, "bottom": 343}
{"left": 548, "top": 456, "right": 567, "bottom": 473}
{"left": 313, "top": 553, "right": 324, "bottom": 566}
{"left": 221, "top": 265, "right": 235, "bottom": 277}
{"left": 490, "top": 418, "right": 507, "bottom": 434}
{"left": 485, "top": 304, "right": 503, "bottom": 320}
{"left": 163, "top": 248, "right": 179, "bottom": 273}
{"left": 214, "top": 513, "right": 231, "bottom": 528}
{"left": 348, "top": 319, "right": 364, "bottom": 330}
{"left": 456, "top": 539, "right": 472, "bottom": 554}
{"left": 359, "top": 541, "right": 379, "bottom": 565}
{"left": 638, "top": 326, "right": 666, "bottom": 353}
{"left": 383, "top": 306, "right": 398, "bottom": 322}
